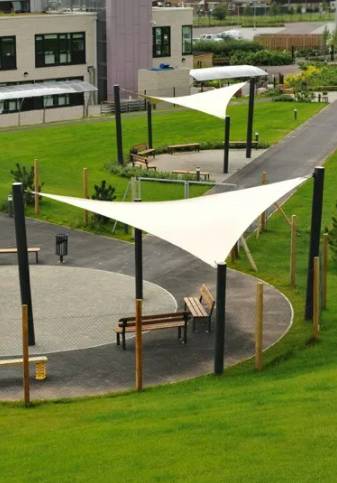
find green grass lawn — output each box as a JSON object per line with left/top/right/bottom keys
{"left": 0, "top": 101, "right": 323, "bottom": 234}
{"left": 1, "top": 130, "right": 337, "bottom": 480}
{"left": 194, "top": 12, "right": 333, "bottom": 27}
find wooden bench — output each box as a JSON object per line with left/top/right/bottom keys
{"left": 131, "top": 154, "right": 157, "bottom": 171}
{"left": 184, "top": 285, "right": 215, "bottom": 333}
{"left": 132, "top": 143, "right": 156, "bottom": 158}
{"left": 168, "top": 143, "right": 200, "bottom": 154}
{"left": 0, "top": 356, "right": 48, "bottom": 380}
{"left": 114, "top": 311, "right": 189, "bottom": 350}
{"left": 0, "top": 247, "right": 40, "bottom": 264}
{"left": 172, "top": 169, "right": 210, "bottom": 180}
{"left": 229, "top": 141, "right": 258, "bottom": 149}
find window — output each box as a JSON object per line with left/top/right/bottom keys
{"left": 35, "top": 32, "right": 86, "bottom": 67}
{"left": 0, "top": 36, "right": 16, "bottom": 70}
{"left": 153, "top": 27, "right": 171, "bottom": 58}
{"left": 182, "top": 25, "right": 192, "bottom": 55}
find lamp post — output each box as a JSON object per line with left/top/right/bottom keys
{"left": 246, "top": 77, "right": 256, "bottom": 159}
{"left": 114, "top": 84, "right": 124, "bottom": 165}
{"left": 214, "top": 263, "right": 227, "bottom": 375}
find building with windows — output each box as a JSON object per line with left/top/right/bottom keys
{"left": 0, "top": 1, "right": 193, "bottom": 126}
{"left": 0, "top": 11, "right": 98, "bottom": 127}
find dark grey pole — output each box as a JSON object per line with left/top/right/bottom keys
{"left": 147, "top": 101, "right": 153, "bottom": 149}
{"left": 134, "top": 199, "right": 143, "bottom": 300}
{"left": 12, "top": 183, "right": 35, "bottom": 346}
{"left": 305, "top": 167, "right": 325, "bottom": 320}
{"left": 223, "top": 115, "right": 231, "bottom": 174}
{"left": 114, "top": 84, "right": 124, "bottom": 165}
{"left": 214, "top": 263, "right": 227, "bottom": 375}
{"left": 246, "top": 77, "right": 256, "bottom": 159}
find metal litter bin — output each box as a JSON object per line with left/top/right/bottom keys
{"left": 55, "top": 233, "right": 68, "bottom": 263}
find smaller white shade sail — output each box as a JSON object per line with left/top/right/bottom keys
{"left": 190, "top": 65, "right": 268, "bottom": 82}
{"left": 0, "top": 80, "right": 97, "bottom": 102}
{"left": 147, "top": 82, "right": 246, "bottom": 120}
{"left": 39, "top": 177, "right": 306, "bottom": 268}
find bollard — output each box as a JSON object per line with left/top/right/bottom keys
{"left": 293, "top": 109, "right": 298, "bottom": 121}
{"left": 255, "top": 132, "right": 259, "bottom": 143}
{"left": 196, "top": 167, "right": 201, "bottom": 182}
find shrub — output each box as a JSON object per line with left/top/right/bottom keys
{"left": 328, "top": 204, "right": 337, "bottom": 263}
{"left": 10, "top": 163, "right": 43, "bottom": 206}
{"left": 230, "top": 49, "right": 292, "bottom": 66}
{"left": 272, "top": 94, "right": 295, "bottom": 102}
{"left": 212, "top": 4, "right": 227, "bottom": 20}
{"left": 91, "top": 180, "right": 116, "bottom": 224}
{"left": 193, "top": 39, "right": 263, "bottom": 57}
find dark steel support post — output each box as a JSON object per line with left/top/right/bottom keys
{"left": 246, "top": 78, "right": 256, "bottom": 159}
{"left": 214, "top": 263, "right": 227, "bottom": 375}
{"left": 114, "top": 84, "right": 124, "bottom": 165}
{"left": 223, "top": 116, "right": 230, "bottom": 174}
{"left": 12, "top": 183, "right": 35, "bottom": 346}
{"left": 135, "top": 228, "right": 143, "bottom": 299}
{"left": 147, "top": 101, "right": 153, "bottom": 149}
{"left": 305, "top": 167, "right": 325, "bottom": 320}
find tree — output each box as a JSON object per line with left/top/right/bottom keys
{"left": 10, "top": 163, "right": 38, "bottom": 206}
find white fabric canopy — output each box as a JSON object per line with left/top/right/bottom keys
{"left": 0, "top": 80, "right": 97, "bottom": 102}
{"left": 147, "top": 82, "right": 246, "bottom": 120}
{"left": 39, "top": 177, "right": 306, "bottom": 268}
{"left": 190, "top": 66, "right": 268, "bottom": 82}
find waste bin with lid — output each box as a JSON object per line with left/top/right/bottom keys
{"left": 55, "top": 233, "right": 68, "bottom": 263}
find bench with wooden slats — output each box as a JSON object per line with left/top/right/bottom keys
{"left": 114, "top": 311, "right": 189, "bottom": 350}
{"left": 0, "top": 247, "right": 40, "bottom": 264}
{"left": 132, "top": 143, "right": 156, "bottom": 158}
{"left": 184, "top": 284, "right": 215, "bottom": 333}
{"left": 168, "top": 143, "right": 200, "bottom": 154}
{"left": 0, "top": 356, "right": 48, "bottom": 380}
{"left": 172, "top": 169, "right": 210, "bottom": 180}
{"left": 130, "top": 154, "right": 157, "bottom": 171}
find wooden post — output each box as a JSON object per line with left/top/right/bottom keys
{"left": 241, "top": 237, "right": 258, "bottom": 272}
{"left": 313, "top": 256, "right": 320, "bottom": 339}
{"left": 83, "top": 168, "right": 89, "bottom": 225}
{"left": 290, "top": 214, "right": 297, "bottom": 288}
{"left": 322, "top": 233, "right": 329, "bottom": 310}
{"left": 34, "top": 159, "right": 40, "bottom": 216}
{"left": 135, "top": 298, "right": 143, "bottom": 391}
{"left": 255, "top": 282, "right": 264, "bottom": 371}
{"left": 260, "top": 171, "right": 268, "bottom": 232}
{"left": 22, "top": 304, "right": 30, "bottom": 407}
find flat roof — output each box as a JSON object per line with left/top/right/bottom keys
{"left": 0, "top": 80, "right": 97, "bottom": 102}
{"left": 190, "top": 65, "right": 268, "bottom": 82}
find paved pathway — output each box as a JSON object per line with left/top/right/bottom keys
{"left": 227, "top": 101, "right": 337, "bottom": 188}
{"left": 0, "top": 214, "right": 291, "bottom": 400}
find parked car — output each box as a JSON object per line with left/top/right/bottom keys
{"left": 216, "top": 29, "right": 243, "bottom": 40}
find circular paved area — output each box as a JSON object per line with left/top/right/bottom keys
{"left": 0, "top": 266, "right": 176, "bottom": 356}
{"left": 0, "top": 215, "right": 292, "bottom": 401}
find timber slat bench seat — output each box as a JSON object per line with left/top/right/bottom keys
{"left": 0, "top": 356, "right": 48, "bottom": 380}
{"left": 132, "top": 143, "right": 156, "bottom": 158}
{"left": 168, "top": 143, "right": 200, "bottom": 154}
{"left": 184, "top": 285, "right": 215, "bottom": 333}
{"left": 172, "top": 169, "right": 210, "bottom": 180}
{"left": 131, "top": 154, "right": 157, "bottom": 171}
{"left": 0, "top": 247, "right": 40, "bottom": 264}
{"left": 229, "top": 141, "right": 258, "bottom": 149}
{"left": 114, "top": 311, "right": 189, "bottom": 350}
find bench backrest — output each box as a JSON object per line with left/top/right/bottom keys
{"left": 133, "top": 143, "right": 148, "bottom": 153}
{"left": 200, "top": 284, "right": 215, "bottom": 315}
{"left": 119, "top": 311, "right": 187, "bottom": 327}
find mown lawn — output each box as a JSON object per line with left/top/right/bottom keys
{"left": 0, "top": 101, "right": 323, "bottom": 234}
{"left": 0, "top": 129, "right": 337, "bottom": 481}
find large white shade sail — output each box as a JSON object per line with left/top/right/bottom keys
{"left": 147, "top": 82, "right": 246, "bottom": 120}
{"left": 39, "top": 177, "right": 306, "bottom": 268}
{"left": 190, "top": 65, "right": 268, "bottom": 82}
